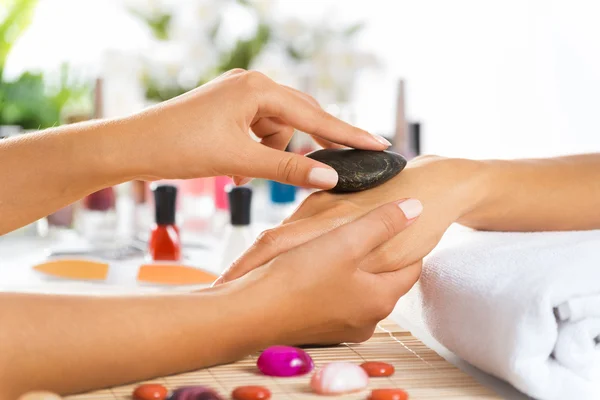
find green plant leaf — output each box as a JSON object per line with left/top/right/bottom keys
{"left": 286, "top": 45, "right": 306, "bottom": 61}
{"left": 0, "top": 0, "right": 39, "bottom": 78}
{"left": 218, "top": 23, "right": 271, "bottom": 72}
{"left": 128, "top": 8, "right": 171, "bottom": 41}
{"left": 0, "top": 71, "right": 58, "bottom": 129}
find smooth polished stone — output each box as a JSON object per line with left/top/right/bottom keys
{"left": 310, "top": 362, "right": 369, "bottom": 394}
{"left": 360, "top": 361, "right": 395, "bottom": 377}
{"left": 17, "top": 392, "right": 62, "bottom": 400}
{"left": 368, "top": 388, "right": 409, "bottom": 400}
{"left": 168, "top": 386, "right": 223, "bottom": 400}
{"left": 257, "top": 345, "right": 314, "bottom": 377}
{"left": 306, "top": 149, "right": 407, "bottom": 193}
{"left": 231, "top": 386, "right": 271, "bottom": 400}
{"left": 133, "top": 383, "right": 169, "bottom": 400}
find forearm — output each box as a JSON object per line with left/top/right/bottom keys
{"left": 0, "top": 119, "right": 140, "bottom": 235}
{"left": 460, "top": 154, "right": 600, "bottom": 231}
{"left": 0, "top": 288, "right": 271, "bottom": 398}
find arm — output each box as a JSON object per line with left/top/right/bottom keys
{"left": 0, "top": 120, "right": 137, "bottom": 235}
{"left": 219, "top": 154, "right": 600, "bottom": 284}
{"left": 0, "top": 200, "right": 420, "bottom": 398}
{"left": 0, "top": 69, "right": 389, "bottom": 235}
{"left": 460, "top": 154, "right": 600, "bottom": 231}
{"left": 0, "top": 290, "right": 267, "bottom": 399}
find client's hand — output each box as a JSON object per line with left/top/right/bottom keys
{"left": 221, "top": 199, "right": 422, "bottom": 346}
{"left": 217, "top": 156, "right": 486, "bottom": 284}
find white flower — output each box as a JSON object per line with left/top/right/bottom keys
{"left": 169, "top": 0, "right": 224, "bottom": 41}
{"left": 249, "top": 45, "right": 300, "bottom": 88}
{"left": 124, "top": 0, "right": 172, "bottom": 18}
{"left": 141, "top": 41, "right": 187, "bottom": 89}
{"left": 178, "top": 41, "right": 219, "bottom": 86}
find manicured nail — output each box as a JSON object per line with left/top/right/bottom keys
{"left": 308, "top": 167, "right": 339, "bottom": 188}
{"left": 373, "top": 134, "right": 392, "bottom": 147}
{"left": 398, "top": 198, "right": 423, "bottom": 220}
{"left": 237, "top": 177, "right": 253, "bottom": 186}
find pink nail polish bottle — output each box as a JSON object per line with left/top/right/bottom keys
{"left": 179, "top": 177, "right": 215, "bottom": 233}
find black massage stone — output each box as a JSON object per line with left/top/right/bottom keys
{"left": 306, "top": 149, "right": 407, "bottom": 193}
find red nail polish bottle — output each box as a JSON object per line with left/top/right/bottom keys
{"left": 149, "top": 184, "right": 181, "bottom": 261}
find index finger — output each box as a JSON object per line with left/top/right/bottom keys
{"left": 303, "top": 198, "right": 423, "bottom": 264}
{"left": 250, "top": 73, "right": 391, "bottom": 150}
{"left": 281, "top": 86, "right": 347, "bottom": 150}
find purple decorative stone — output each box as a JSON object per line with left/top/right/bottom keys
{"left": 168, "top": 386, "right": 223, "bottom": 400}
{"left": 256, "top": 346, "right": 314, "bottom": 377}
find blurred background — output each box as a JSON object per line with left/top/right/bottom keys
{"left": 5, "top": 0, "right": 600, "bottom": 158}
{"left": 1, "top": 0, "right": 600, "bottom": 250}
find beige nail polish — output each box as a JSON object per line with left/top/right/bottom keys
{"left": 373, "top": 134, "right": 392, "bottom": 147}
{"left": 308, "top": 168, "right": 339, "bottom": 188}
{"left": 398, "top": 199, "right": 423, "bottom": 219}
{"left": 211, "top": 276, "right": 224, "bottom": 287}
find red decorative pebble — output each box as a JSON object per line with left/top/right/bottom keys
{"left": 368, "top": 388, "right": 409, "bottom": 400}
{"left": 133, "top": 384, "right": 168, "bottom": 400}
{"left": 360, "top": 361, "right": 395, "bottom": 377}
{"left": 231, "top": 386, "right": 271, "bottom": 400}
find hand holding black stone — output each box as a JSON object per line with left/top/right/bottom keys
{"left": 306, "top": 149, "right": 407, "bottom": 193}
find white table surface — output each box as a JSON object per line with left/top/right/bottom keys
{"left": 0, "top": 231, "right": 530, "bottom": 400}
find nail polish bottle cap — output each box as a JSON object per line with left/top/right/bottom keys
{"left": 228, "top": 186, "right": 252, "bottom": 226}
{"left": 152, "top": 184, "right": 177, "bottom": 225}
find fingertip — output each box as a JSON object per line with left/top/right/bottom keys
{"left": 350, "top": 128, "right": 391, "bottom": 151}
{"left": 372, "top": 134, "right": 392, "bottom": 147}
{"left": 307, "top": 166, "right": 338, "bottom": 189}
{"left": 211, "top": 276, "right": 224, "bottom": 287}
{"left": 235, "top": 177, "right": 253, "bottom": 186}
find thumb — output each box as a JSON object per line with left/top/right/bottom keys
{"left": 240, "top": 144, "right": 339, "bottom": 189}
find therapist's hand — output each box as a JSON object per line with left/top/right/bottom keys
{"left": 216, "top": 156, "right": 488, "bottom": 284}
{"left": 128, "top": 69, "right": 390, "bottom": 189}
{"left": 220, "top": 199, "right": 423, "bottom": 346}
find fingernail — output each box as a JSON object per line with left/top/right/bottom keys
{"left": 398, "top": 198, "right": 423, "bottom": 220}
{"left": 373, "top": 134, "right": 392, "bottom": 147}
{"left": 237, "top": 177, "right": 253, "bottom": 186}
{"left": 308, "top": 167, "right": 339, "bottom": 188}
{"left": 211, "top": 276, "right": 224, "bottom": 287}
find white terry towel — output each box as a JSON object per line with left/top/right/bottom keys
{"left": 397, "top": 227, "right": 600, "bottom": 400}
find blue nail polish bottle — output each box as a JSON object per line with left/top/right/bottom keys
{"left": 269, "top": 180, "right": 297, "bottom": 204}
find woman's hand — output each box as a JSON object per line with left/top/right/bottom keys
{"left": 220, "top": 198, "right": 423, "bottom": 346}
{"left": 127, "top": 69, "right": 390, "bottom": 189}
{"left": 0, "top": 199, "right": 421, "bottom": 399}
{"left": 217, "top": 156, "right": 488, "bottom": 284}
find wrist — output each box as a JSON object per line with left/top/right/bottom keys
{"left": 393, "top": 155, "right": 490, "bottom": 223}
{"left": 106, "top": 115, "right": 155, "bottom": 181}
{"left": 451, "top": 157, "right": 495, "bottom": 226}
{"left": 203, "top": 277, "right": 281, "bottom": 350}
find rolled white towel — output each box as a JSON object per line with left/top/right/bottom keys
{"left": 554, "top": 295, "right": 600, "bottom": 381}
{"left": 397, "top": 226, "right": 600, "bottom": 400}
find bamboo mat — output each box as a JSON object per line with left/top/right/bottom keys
{"left": 66, "top": 319, "right": 499, "bottom": 399}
